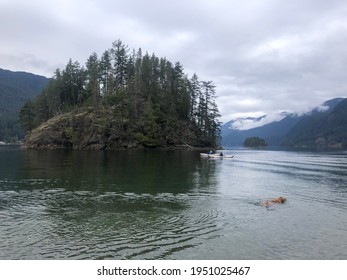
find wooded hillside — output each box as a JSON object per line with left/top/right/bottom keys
{"left": 0, "top": 68, "right": 48, "bottom": 142}
{"left": 20, "top": 40, "right": 221, "bottom": 149}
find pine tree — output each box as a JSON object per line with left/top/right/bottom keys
{"left": 34, "top": 92, "right": 50, "bottom": 124}
{"left": 141, "top": 96, "right": 160, "bottom": 146}
{"left": 111, "top": 39, "right": 129, "bottom": 91}
{"left": 100, "top": 50, "right": 113, "bottom": 97}
{"left": 189, "top": 73, "right": 200, "bottom": 123}
{"left": 19, "top": 100, "right": 36, "bottom": 132}
{"left": 127, "top": 48, "right": 144, "bottom": 121}
{"left": 86, "top": 52, "right": 101, "bottom": 105}
{"left": 61, "top": 59, "right": 85, "bottom": 107}
{"left": 20, "top": 39, "right": 222, "bottom": 148}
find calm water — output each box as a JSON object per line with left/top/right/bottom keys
{"left": 0, "top": 146, "right": 346, "bottom": 259}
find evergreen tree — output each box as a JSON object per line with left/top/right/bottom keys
{"left": 100, "top": 50, "right": 113, "bottom": 97}
{"left": 141, "top": 52, "right": 153, "bottom": 98}
{"left": 141, "top": 96, "right": 160, "bottom": 146}
{"left": 60, "top": 59, "right": 85, "bottom": 107}
{"left": 111, "top": 39, "right": 129, "bottom": 91}
{"left": 189, "top": 73, "right": 200, "bottom": 123}
{"left": 86, "top": 52, "right": 101, "bottom": 105}
{"left": 19, "top": 100, "right": 36, "bottom": 132}
{"left": 34, "top": 92, "right": 50, "bottom": 124}
{"left": 127, "top": 48, "right": 144, "bottom": 121}
{"left": 20, "top": 39, "right": 222, "bottom": 148}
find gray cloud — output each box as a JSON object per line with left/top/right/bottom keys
{"left": 1, "top": 0, "right": 347, "bottom": 123}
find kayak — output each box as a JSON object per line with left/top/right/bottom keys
{"left": 200, "top": 153, "right": 210, "bottom": 158}
{"left": 208, "top": 154, "right": 234, "bottom": 158}
{"left": 200, "top": 152, "right": 222, "bottom": 157}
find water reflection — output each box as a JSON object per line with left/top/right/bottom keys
{"left": 1, "top": 148, "right": 224, "bottom": 259}
{"left": 1, "top": 147, "right": 347, "bottom": 259}
{"left": 17, "top": 150, "right": 220, "bottom": 193}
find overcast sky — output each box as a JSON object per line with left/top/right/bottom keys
{"left": 1, "top": 0, "right": 347, "bottom": 124}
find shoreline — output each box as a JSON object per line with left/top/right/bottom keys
{"left": 20, "top": 143, "right": 223, "bottom": 151}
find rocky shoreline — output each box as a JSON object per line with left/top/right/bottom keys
{"left": 22, "top": 108, "right": 220, "bottom": 151}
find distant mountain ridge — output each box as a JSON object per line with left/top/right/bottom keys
{"left": 222, "top": 114, "right": 300, "bottom": 146}
{"left": 222, "top": 97, "right": 347, "bottom": 148}
{"left": 0, "top": 68, "right": 48, "bottom": 141}
{"left": 283, "top": 98, "right": 347, "bottom": 148}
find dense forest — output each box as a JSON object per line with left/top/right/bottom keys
{"left": 20, "top": 40, "right": 221, "bottom": 149}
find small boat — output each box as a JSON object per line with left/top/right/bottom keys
{"left": 208, "top": 154, "right": 234, "bottom": 159}
{"left": 200, "top": 153, "right": 210, "bottom": 158}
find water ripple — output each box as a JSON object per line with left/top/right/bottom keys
{"left": 1, "top": 149, "right": 347, "bottom": 259}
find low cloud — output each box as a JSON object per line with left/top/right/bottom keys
{"left": 227, "top": 111, "right": 290, "bottom": 130}
{"left": 1, "top": 0, "right": 347, "bottom": 120}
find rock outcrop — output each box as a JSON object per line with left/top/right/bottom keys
{"left": 22, "top": 107, "right": 212, "bottom": 150}
{"left": 23, "top": 107, "right": 139, "bottom": 150}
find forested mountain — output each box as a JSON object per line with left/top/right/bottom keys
{"left": 0, "top": 69, "right": 48, "bottom": 141}
{"left": 221, "top": 114, "right": 300, "bottom": 146}
{"left": 21, "top": 40, "right": 221, "bottom": 149}
{"left": 222, "top": 98, "right": 346, "bottom": 148}
{"left": 283, "top": 98, "right": 347, "bottom": 148}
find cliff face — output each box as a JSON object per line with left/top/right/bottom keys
{"left": 22, "top": 107, "right": 209, "bottom": 150}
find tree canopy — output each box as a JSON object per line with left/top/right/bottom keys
{"left": 20, "top": 40, "right": 221, "bottom": 148}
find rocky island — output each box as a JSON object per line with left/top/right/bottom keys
{"left": 20, "top": 40, "right": 221, "bottom": 150}
{"left": 243, "top": 136, "right": 268, "bottom": 148}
